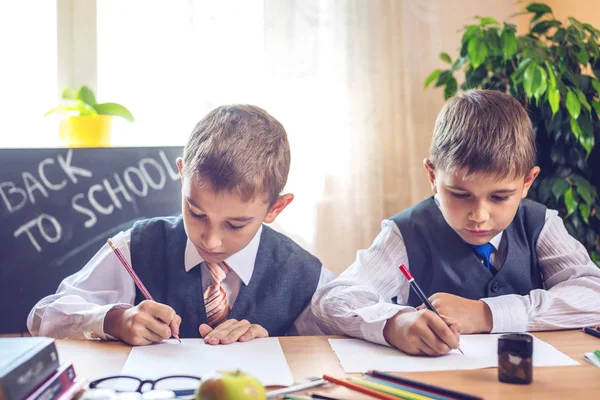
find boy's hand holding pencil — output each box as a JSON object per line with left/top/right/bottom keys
{"left": 105, "top": 238, "right": 182, "bottom": 346}
{"left": 104, "top": 300, "right": 182, "bottom": 346}
{"left": 383, "top": 308, "right": 461, "bottom": 356}
{"left": 382, "top": 264, "right": 463, "bottom": 356}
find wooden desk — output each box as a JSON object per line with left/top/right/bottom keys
{"left": 56, "top": 330, "right": 600, "bottom": 400}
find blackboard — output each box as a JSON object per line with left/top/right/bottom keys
{"left": 0, "top": 147, "right": 183, "bottom": 333}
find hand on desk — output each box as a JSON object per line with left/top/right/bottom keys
{"left": 416, "top": 293, "right": 493, "bottom": 334}
{"left": 104, "top": 300, "right": 181, "bottom": 346}
{"left": 383, "top": 309, "right": 461, "bottom": 356}
{"left": 200, "top": 319, "right": 269, "bottom": 345}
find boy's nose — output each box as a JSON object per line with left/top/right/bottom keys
{"left": 469, "top": 207, "right": 490, "bottom": 223}
{"left": 202, "top": 229, "right": 222, "bottom": 250}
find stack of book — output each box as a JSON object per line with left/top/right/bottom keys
{"left": 0, "top": 338, "right": 86, "bottom": 400}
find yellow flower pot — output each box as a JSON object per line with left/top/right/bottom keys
{"left": 59, "top": 115, "right": 113, "bottom": 147}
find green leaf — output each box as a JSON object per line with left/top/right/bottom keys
{"left": 564, "top": 187, "right": 577, "bottom": 216}
{"left": 435, "top": 70, "right": 452, "bottom": 87}
{"left": 544, "top": 61, "right": 557, "bottom": 87}
{"left": 552, "top": 178, "right": 570, "bottom": 199}
{"left": 576, "top": 179, "right": 594, "bottom": 205}
{"left": 552, "top": 28, "right": 567, "bottom": 43}
{"left": 566, "top": 90, "right": 581, "bottom": 119}
{"left": 531, "top": 20, "right": 561, "bottom": 35}
{"left": 468, "top": 36, "right": 488, "bottom": 69}
{"left": 44, "top": 99, "right": 98, "bottom": 117}
{"left": 94, "top": 103, "right": 135, "bottom": 122}
{"left": 575, "top": 46, "right": 589, "bottom": 66}
{"left": 576, "top": 89, "right": 592, "bottom": 113}
{"left": 578, "top": 114, "right": 595, "bottom": 156}
{"left": 444, "top": 77, "right": 458, "bottom": 100}
{"left": 61, "top": 87, "right": 78, "bottom": 100}
{"left": 479, "top": 16, "right": 499, "bottom": 26}
{"left": 451, "top": 57, "right": 467, "bottom": 71}
{"left": 570, "top": 116, "right": 583, "bottom": 137}
{"left": 583, "top": 23, "right": 600, "bottom": 37}
{"left": 461, "top": 25, "right": 479, "bottom": 44}
{"left": 512, "top": 58, "right": 532, "bottom": 83}
{"left": 568, "top": 17, "right": 585, "bottom": 33}
{"left": 592, "top": 100, "right": 600, "bottom": 116}
{"left": 501, "top": 29, "right": 517, "bottom": 60}
{"left": 570, "top": 117, "right": 594, "bottom": 156}
{"left": 548, "top": 87, "right": 560, "bottom": 115}
{"left": 526, "top": 3, "right": 553, "bottom": 15}
{"left": 424, "top": 69, "right": 441, "bottom": 88}
{"left": 77, "top": 86, "right": 96, "bottom": 106}
{"left": 589, "top": 39, "right": 600, "bottom": 61}
{"left": 534, "top": 65, "right": 548, "bottom": 103}
{"left": 440, "top": 53, "right": 452, "bottom": 64}
{"left": 592, "top": 79, "right": 600, "bottom": 96}
{"left": 579, "top": 203, "right": 590, "bottom": 223}
{"left": 523, "top": 62, "right": 538, "bottom": 99}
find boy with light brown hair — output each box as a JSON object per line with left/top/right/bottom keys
{"left": 312, "top": 90, "right": 600, "bottom": 356}
{"left": 29, "top": 104, "right": 331, "bottom": 345}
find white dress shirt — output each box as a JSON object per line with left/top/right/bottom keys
{"left": 28, "top": 225, "right": 334, "bottom": 340}
{"left": 311, "top": 200, "right": 600, "bottom": 346}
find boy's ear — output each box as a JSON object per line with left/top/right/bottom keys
{"left": 521, "top": 166, "right": 540, "bottom": 198}
{"left": 176, "top": 157, "right": 184, "bottom": 182}
{"left": 423, "top": 158, "right": 437, "bottom": 193}
{"left": 263, "top": 194, "right": 294, "bottom": 223}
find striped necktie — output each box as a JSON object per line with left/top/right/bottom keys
{"left": 203, "top": 261, "right": 231, "bottom": 327}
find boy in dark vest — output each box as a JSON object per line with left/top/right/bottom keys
{"left": 28, "top": 105, "right": 330, "bottom": 345}
{"left": 312, "top": 90, "right": 600, "bottom": 356}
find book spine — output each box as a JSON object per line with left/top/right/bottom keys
{"left": 0, "top": 342, "right": 60, "bottom": 400}
{"left": 27, "top": 365, "right": 76, "bottom": 400}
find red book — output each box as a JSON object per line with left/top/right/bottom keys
{"left": 25, "top": 364, "right": 76, "bottom": 400}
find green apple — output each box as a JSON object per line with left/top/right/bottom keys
{"left": 195, "top": 370, "right": 266, "bottom": 400}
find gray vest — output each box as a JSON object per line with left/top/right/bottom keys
{"left": 130, "top": 216, "right": 322, "bottom": 338}
{"left": 390, "top": 197, "right": 546, "bottom": 307}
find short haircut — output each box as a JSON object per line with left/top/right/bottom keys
{"left": 430, "top": 89, "right": 536, "bottom": 180}
{"left": 182, "top": 104, "right": 290, "bottom": 205}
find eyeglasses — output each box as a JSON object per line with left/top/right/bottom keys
{"left": 89, "top": 375, "right": 201, "bottom": 397}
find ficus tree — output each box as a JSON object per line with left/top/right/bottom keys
{"left": 426, "top": 2, "right": 600, "bottom": 266}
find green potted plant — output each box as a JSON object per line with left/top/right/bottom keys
{"left": 425, "top": 2, "right": 600, "bottom": 266}
{"left": 45, "top": 85, "right": 134, "bottom": 147}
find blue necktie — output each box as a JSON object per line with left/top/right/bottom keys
{"left": 470, "top": 243, "right": 496, "bottom": 274}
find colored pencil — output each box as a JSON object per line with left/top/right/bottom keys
{"left": 399, "top": 264, "right": 464, "bottom": 354}
{"left": 310, "top": 393, "right": 343, "bottom": 400}
{"left": 322, "top": 375, "right": 399, "bottom": 400}
{"left": 107, "top": 238, "right": 181, "bottom": 343}
{"left": 362, "top": 376, "right": 452, "bottom": 400}
{"left": 283, "top": 396, "right": 312, "bottom": 400}
{"left": 348, "top": 377, "right": 434, "bottom": 400}
{"left": 369, "top": 371, "right": 483, "bottom": 400}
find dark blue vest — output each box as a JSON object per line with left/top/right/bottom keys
{"left": 390, "top": 197, "right": 546, "bottom": 307}
{"left": 130, "top": 216, "right": 322, "bottom": 338}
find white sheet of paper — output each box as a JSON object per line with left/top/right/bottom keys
{"left": 120, "top": 338, "right": 294, "bottom": 387}
{"left": 328, "top": 334, "right": 579, "bottom": 373}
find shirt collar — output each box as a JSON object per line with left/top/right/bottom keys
{"left": 183, "top": 224, "right": 263, "bottom": 286}
{"left": 433, "top": 194, "right": 503, "bottom": 251}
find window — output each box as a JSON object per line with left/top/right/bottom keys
{"left": 96, "top": 0, "right": 266, "bottom": 146}
{"left": 0, "top": 1, "right": 58, "bottom": 147}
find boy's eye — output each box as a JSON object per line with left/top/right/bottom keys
{"left": 492, "top": 195, "right": 510, "bottom": 201}
{"left": 450, "top": 192, "right": 469, "bottom": 199}
{"left": 227, "top": 222, "right": 247, "bottom": 231}
{"left": 188, "top": 206, "right": 206, "bottom": 219}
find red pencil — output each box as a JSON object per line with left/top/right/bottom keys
{"left": 399, "top": 264, "right": 463, "bottom": 354}
{"left": 322, "top": 375, "right": 399, "bottom": 400}
{"left": 107, "top": 238, "right": 181, "bottom": 343}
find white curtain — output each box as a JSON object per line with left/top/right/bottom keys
{"left": 98, "top": 0, "right": 521, "bottom": 275}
